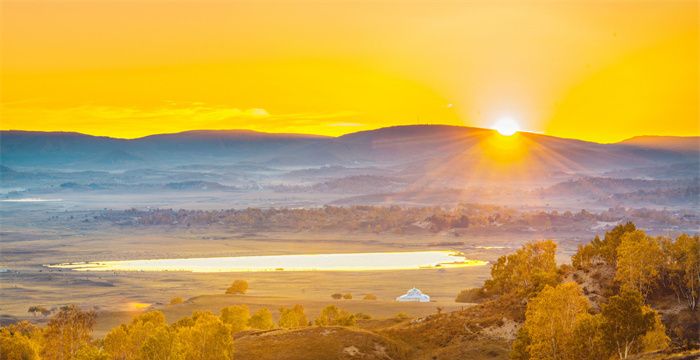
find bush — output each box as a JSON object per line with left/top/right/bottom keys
{"left": 314, "top": 305, "right": 356, "bottom": 326}
{"left": 342, "top": 293, "right": 352, "bottom": 300}
{"left": 395, "top": 312, "right": 410, "bottom": 320}
{"left": 455, "top": 288, "right": 487, "bottom": 303}
{"left": 169, "top": 297, "right": 184, "bottom": 305}
{"left": 27, "top": 306, "right": 49, "bottom": 317}
{"left": 354, "top": 312, "right": 371, "bottom": 320}
{"left": 363, "top": 294, "right": 377, "bottom": 300}
{"left": 225, "top": 280, "right": 249, "bottom": 295}
{"left": 331, "top": 293, "right": 342, "bottom": 300}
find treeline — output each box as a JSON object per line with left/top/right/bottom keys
{"left": 608, "top": 185, "right": 700, "bottom": 205}
{"left": 93, "top": 205, "right": 697, "bottom": 234}
{"left": 0, "top": 303, "right": 359, "bottom": 359}
{"left": 540, "top": 177, "right": 695, "bottom": 196}
{"left": 458, "top": 223, "right": 698, "bottom": 359}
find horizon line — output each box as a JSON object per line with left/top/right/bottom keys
{"left": 1, "top": 124, "right": 698, "bottom": 145}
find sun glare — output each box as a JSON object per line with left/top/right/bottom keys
{"left": 492, "top": 117, "right": 520, "bottom": 136}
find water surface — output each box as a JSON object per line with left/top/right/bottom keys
{"left": 47, "top": 250, "right": 487, "bottom": 273}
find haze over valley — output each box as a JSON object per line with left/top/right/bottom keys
{"left": 1, "top": 126, "right": 698, "bottom": 360}
{"left": 1, "top": 0, "right": 698, "bottom": 358}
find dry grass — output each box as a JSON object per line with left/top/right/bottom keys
{"left": 235, "top": 326, "right": 410, "bottom": 360}
{"left": 628, "top": 349, "right": 700, "bottom": 360}
{"left": 378, "top": 296, "right": 523, "bottom": 360}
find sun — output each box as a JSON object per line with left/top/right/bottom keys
{"left": 492, "top": 117, "right": 520, "bottom": 136}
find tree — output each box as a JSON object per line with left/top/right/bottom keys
{"left": 248, "top": 308, "right": 275, "bottom": 330}
{"left": 509, "top": 327, "right": 531, "bottom": 360}
{"left": 139, "top": 325, "right": 179, "bottom": 360}
{"left": 572, "top": 222, "right": 637, "bottom": 269}
{"left": 598, "top": 222, "right": 637, "bottom": 265}
{"left": 74, "top": 344, "right": 109, "bottom": 360}
{"left": 314, "top": 305, "right": 356, "bottom": 326}
{"left": 601, "top": 289, "right": 655, "bottom": 359}
{"left": 103, "top": 326, "right": 131, "bottom": 359}
{"left": 41, "top": 305, "right": 96, "bottom": 360}
{"left": 103, "top": 310, "right": 176, "bottom": 360}
{"left": 484, "top": 240, "right": 559, "bottom": 297}
{"left": 571, "top": 314, "right": 608, "bottom": 360}
{"left": 278, "top": 305, "right": 308, "bottom": 329}
{"left": 27, "top": 306, "right": 40, "bottom": 318}
{"left": 640, "top": 310, "right": 670, "bottom": 353}
{"left": 176, "top": 311, "right": 234, "bottom": 360}
{"left": 225, "top": 280, "right": 249, "bottom": 295}
{"left": 663, "top": 234, "right": 700, "bottom": 310}
{"left": 615, "top": 230, "right": 664, "bottom": 297}
{"left": 571, "top": 240, "right": 599, "bottom": 270}
{"left": 522, "top": 282, "right": 589, "bottom": 360}
{"left": 0, "top": 332, "right": 39, "bottom": 360}
{"left": 331, "top": 293, "right": 342, "bottom": 300}
{"left": 0, "top": 322, "right": 41, "bottom": 360}
{"left": 220, "top": 305, "right": 250, "bottom": 333}
{"left": 27, "top": 306, "right": 48, "bottom": 318}
{"left": 342, "top": 293, "right": 352, "bottom": 300}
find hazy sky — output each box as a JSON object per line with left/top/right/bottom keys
{"left": 1, "top": 0, "right": 697, "bottom": 142}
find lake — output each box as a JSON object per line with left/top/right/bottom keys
{"left": 47, "top": 250, "right": 487, "bottom": 273}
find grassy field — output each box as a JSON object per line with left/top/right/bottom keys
{"left": 0, "top": 211, "right": 584, "bottom": 341}
{"left": 0, "top": 220, "right": 526, "bottom": 334}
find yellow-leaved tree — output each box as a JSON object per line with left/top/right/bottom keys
{"left": 220, "top": 304, "right": 251, "bottom": 333}
{"left": 104, "top": 310, "right": 177, "bottom": 360}
{"left": 248, "top": 308, "right": 275, "bottom": 330}
{"left": 176, "top": 311, "right": 234, "bottom": 360}
{"left": 662, "top": 234, "right": 700, "bottom": 310}
{"left": 41, "top": 305, "right": 96, "bottom": 360}
{"left": 521, "top": 282, "right": 590, "bottom": 360}
{"left": 225, "top": 280, "right": 249, "bottom": 295}
{"left": 641, "top": 310, "right": 670, "bottom": 353}
{"left": 601, "top": 289, "right": 658, "bottom": 359}
{"left": 485, "top": 240, "right": 559, "bottom": 298}
{"left": 314, "top": 305, "right": 356, "bottom": 327}
{"left": 615, "top": 230, "right": 664, "bottom": 297}
{"left": 0, "top": 321, "right": 42, "bottom": 360}
{"left": 278, "top": 305, "right": 308, "bottom": 329}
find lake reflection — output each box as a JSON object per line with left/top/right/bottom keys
{"left": 47, "top": 250, "right": 487, "bottom": 273}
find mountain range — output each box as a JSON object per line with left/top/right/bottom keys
{"left": 1, "top": 126, "right": 697, "bottom": 180}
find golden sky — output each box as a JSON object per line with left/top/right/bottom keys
{"left": 1, "top": 0, "right": 697, "bottom": 142}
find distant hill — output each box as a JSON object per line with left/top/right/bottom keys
{"left": 1, "top": 127, "right": 697, "bottom": 181}
{"left": 616, "top": 135, "right": 699, "bottom": 152}
{"left": 0, "top": 129, "right": 327, "bottom": 167}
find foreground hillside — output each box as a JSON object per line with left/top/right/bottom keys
{"left": 235, "top": 326, "right": 409, "bottom": 360}
{"left": 1, "top": 223, "right": 697, "bottom": 359}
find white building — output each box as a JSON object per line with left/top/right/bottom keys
{"left": 396, "top": 287, "right": 430, "bottom": 302}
